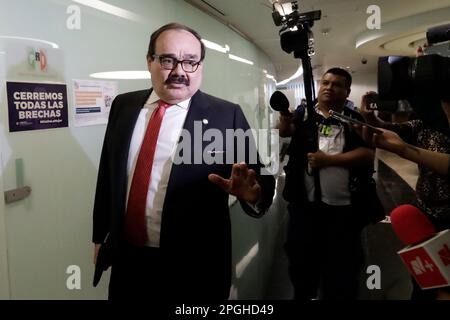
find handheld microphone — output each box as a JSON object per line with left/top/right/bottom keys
{"left": 269, "top": 91, "right": 291, "bottom": 116}
{"left": 390, "top": 205, "right": 450, "bottom": 289}
{"left": 391, "top": 204, "right": 436, "bottom": 246}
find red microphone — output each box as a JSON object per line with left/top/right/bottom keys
{"left": 390, "top": 204, "right": 436, "bottom": 245}
{"left": 390, "top": 205, "right": 450, "bottom": 289}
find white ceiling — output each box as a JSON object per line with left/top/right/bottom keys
{"left": 185, "top": 0, "right": 450, "bottom": 83}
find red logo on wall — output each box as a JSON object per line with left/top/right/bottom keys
{"left": 39, "top": 49, "right": 47, "bottom": 71}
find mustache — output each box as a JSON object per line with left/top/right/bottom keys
{"left": 165, "top": 75, "right": 190, "bottom": 86}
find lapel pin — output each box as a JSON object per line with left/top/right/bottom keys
{"left": 202, "top": 118, "right": 208, "bottom": 125}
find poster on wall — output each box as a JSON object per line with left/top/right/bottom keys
{"left": 6, "top": 81, "right": 68, "bottom": 132}
{"left": 72, "top": 79, "right": 117, "bottom": 127}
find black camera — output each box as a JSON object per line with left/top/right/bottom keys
{"left": 375, "top": 23, "right": 450, "bottom": 132}
{"left": 377, "top": 23, "right": 450, "bottom": 104}
{"left": 365, "top": 93, "right": 400, "bottom": 113}
{"left": 378, "top": 54, "right": 450, "bottom": 103}
{"left": 271, "top": 1, "right": 323, "bottom": 158}
{"left": 272, "top": 1, "right": 321, "bottom": 57}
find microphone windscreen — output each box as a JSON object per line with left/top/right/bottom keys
{"left": 270, "top": 91, "right": 290, "bottom": 112}
{"left": 390, "top": 204, "right": 436, "bottom": 246}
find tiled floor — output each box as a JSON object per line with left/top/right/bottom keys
{"left": 262, "top": 154, "right": 420, "bottom": 300}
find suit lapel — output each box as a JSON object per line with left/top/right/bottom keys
{"left": 180, "top": 90, "right": 209, "bottom": 135}
{"left": 123, "top": 89, "right": 152, "bottom": 133}
{"left": 115, "top": 89, "right": 152, "bottom": 165}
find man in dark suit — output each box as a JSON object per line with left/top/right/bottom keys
{"left": 92, "top": 22, "right": 275, "bottom": 301}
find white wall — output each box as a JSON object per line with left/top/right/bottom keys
{"left": 348, "top": 72, "right": 377, "bottom": 109}
{"left": 279, "top": 89, "right": 297, "bottom": 111}
{"left": 0, "top": 166, "right": 10, "bottom": 299}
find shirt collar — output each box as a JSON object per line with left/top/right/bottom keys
{"left": 315, "top": 104, "right": 346, "bottom": 117}
{"left": 146, "top": 90, "right": 191, "bottom": 110}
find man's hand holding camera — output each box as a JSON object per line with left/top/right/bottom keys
{"left": 359, "top": 91, "right": 384, "bottom": 127}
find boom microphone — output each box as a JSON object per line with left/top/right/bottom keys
{"left": 390, "top": 205, "right": 450, "bottom": 289}
{"left": 269, "top": 91, "right": 291, "bottom": 116}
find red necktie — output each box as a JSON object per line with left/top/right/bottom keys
{"left": 125, "top": 100, "right": 171, "bottom": 246}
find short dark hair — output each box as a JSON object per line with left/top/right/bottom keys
{"left": 323, "top": 67, "right": 352, "bottom": 89}
{"left": 146, "top": 22, "right": 206, "bottom": 62}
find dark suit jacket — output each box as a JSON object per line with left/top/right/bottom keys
{"left": 92, "top": 89, "right": 275, "bottom": 299}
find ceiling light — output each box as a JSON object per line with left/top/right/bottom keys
{"left": 72, "top": 0, "right": 143, "bottom": 22}
{"left": 90, "top": 71, "right": 150, "bottom": 79}
{"left": 228, "top": 54, "right": 254, "bottom": 65}
{"left": 266, "top": 74, "right": 276, "bottom": 83}
{"left": 201, "top": 39, "right": 229, "bottom": 53}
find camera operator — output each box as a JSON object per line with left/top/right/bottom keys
{"left": 354, "top": 124, "right": 449, "bottom": 176}
{"left": 277, "top": 68, "right": 382, "bottom": 300}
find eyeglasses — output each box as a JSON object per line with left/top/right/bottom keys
{"left": 152, "top": 54, "right": 201, "bottom": 73}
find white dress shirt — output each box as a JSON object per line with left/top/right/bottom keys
{"left": 126, "top": 91, "right": 190, "bottom": 247}
{"left": 303, "top": 107, "right": 351, "bottom": 206}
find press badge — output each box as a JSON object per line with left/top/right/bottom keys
{"left": 319, "top": 123, "right": 332, "bottom": 137}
